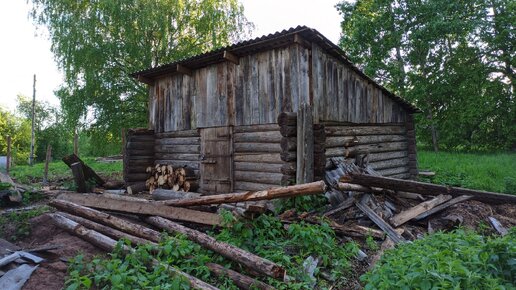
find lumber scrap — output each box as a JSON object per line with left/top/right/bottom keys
{"left": 0, "top": 264, "right": 38, "bottom": 290}
{"left": 322, "top": 198, "right": 355, "bottom": 217}
{"left": 70, "top": 162, "right": 87, "bottom": 193}
{"left": 355, "top": 198, "right": 406, "bottom": 244}
{"left": 159, "top": 181, "right": 326, "bottom": 207}
{"left": 389, "top": 194, "right": 452, "bottom": 227}
{"left": 62, "top": 154, "right": 105, "bottom": 185}
{"left": 488, "top": 216, "right": 508, "bottom": 236}
{"left": 344, "top": 173, "right": 516, "bottom": 204}
{"left": 206, "top": 263, "right": 274, "bottom": 290}
{"left": 145, "top": 216, "right": 286, "bottom": 280}
{"left": 413, "top": 195, "right": 472, "bottom": 221}
{"left": 56, "top": 193, "right": 221, "bottom": 226}
{"left": 49, "top": 213, "right": 218, "bottom": 290}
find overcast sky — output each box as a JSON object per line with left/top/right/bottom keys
{"left": 0, "top": 0, "right": 342, "bottom": 111}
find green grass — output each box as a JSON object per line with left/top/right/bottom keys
{"left": 417, "top": 151, "right": 516, "bottom": 193}
{"left": 9, "top": 157, "right": 122, "bottom": 185}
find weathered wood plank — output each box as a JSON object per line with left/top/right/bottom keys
{"left": 234, "top": 143, "right": 281, "bottom": 153}
{"left": 233, "top": 131, "right": 282, "bottom": 143}
{"left": 234, "top": 171, "right": 283, "bottom": 184}
{"left": 233, "top": 153, "right": 282, "bottom": 164}
{"left": 324, "top": 125, "right": 406, "bottom": 136}
{"left": 234, "top": 162, "right": 283, "bottom": 173}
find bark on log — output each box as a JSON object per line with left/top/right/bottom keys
{"left": 233, "top": 124, "right": 279, "bottom": 133}
{"left": 63, "top": 154, "right": 105, "bottom": 185}
{"left": 326, "top": 142, "right": 408, "bottom": 157}
{"left": 127, "top": 182, "right": 147, "bottom": 194}
{"left": 55, "top": 193, "right": 221, "bottom": 226}
{"left": 146, "top": 216, "right": 286, "bottom": 280}
{"left": 151, "top": 189, "right": 201, "bottom": 200}
{"left": 345, "top": 173, "right": 516, "bottom": 204}
{"left": 159, "top": 181, "right": 326, "bottom": 207}
{"left": 280, "top": 163, "right": 297, "bottom": 175}
{"left": 233, "top": 182, "right": 280, "bottom": 192}
{"left": 49, "top": 213, "right": 218, "bottom": 290}
{"left": 233, "top": 153, "right": 282, "bottom": 164}
{"left": 206, "top": 263, "right": 274, "bottom": 290}
{"left": 280, "top": 137, "right": 297, "bottom": 152}
{"left": 71, "top": 162, "right": 87, "bottom": 193}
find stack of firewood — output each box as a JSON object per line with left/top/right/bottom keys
{"left": 145, "top": 164, "right": 191, "bottom": 193}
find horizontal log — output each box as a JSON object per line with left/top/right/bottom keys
{"left": 160, "top": 181, "right": 326, "bottom": 206}
{"left": 234, "top": 131, "right": 282, "bottom": 143}
{"left": 324, "top": 125, "right": 406, "bottom": 136}
{"left": 125, "top": 159, "right": 155, "bottom": 167}
{"left": 367, "top": 151, "right": 408, "bottom": 162}
{"left": 233, "top": 153, "right": 282, "bottom": 164}
{"left": 155, "top": 144, "right": 200, "bottom": 154}
{"left": 234, "top": 171, "right": 283, "bottom": 184}
{"left": 126, "top": 166, "right": 149, "bottom": 174}
{"left": 126, "top": 149, "right": 154, "bottom": 156}
{"left": 280, "top": 137, "right": 297, "bottom": 152}
{"left": 345, "top": 173, "right": 516, "bottom": 204}
{"left": 155, "top": 137, "right": 200, "bottom": 145}
{"left": 154, "top": 153, "right": 200, "bottom": 161}
{"left": 280, "top": 163, "right": 297, "bottom": 175}
{"left": 127, "top": 156, "right": 155, "bottom": 160}
{"left": 56, "top": 193, "right": 221, "bottom": 226}
{"left": 369, "top": 157, "right": 409, "bottom": 170}
{"left": 277, "top": 112, "right": 297, "bottom": 126}
{"left": 155, "top": 130, "right": 199, "bottom": 138}
{"left": 376, "top": 166, "right": 409, "bottom": 177}
{"left": 234, "top": 143, "right": 281, "bottom": 153}
{"left": 125, "top": 173, "right": 149, "bottom": 181}
{"left": 325, "top": 135, "right": 407, "bottom": 148}
{"left": 127, "top": 182, "right": 147, "bottom": 194}
{"left": 234, "top": 162, "right": 283, "bottom": 173}
{"left": 127, "top": 141, "right": 155, "bottom": 149}
{"left": 233, "top": 124, "right": 280, "bottom": 133}
{"left": 128, "top": 135, "right": 155, "bottom": 142}
{"left": 326, "top": 142, "right": 408, "bottom": 157}
{"left": 280, "top": 151, "right": 296, "bottom": 162}
{"left": 154, "top": 160, "right": 200, "bottom": 170}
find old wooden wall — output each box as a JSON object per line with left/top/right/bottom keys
{"left": 124, "top": 129, "right": 155, "bottom": 184}
{"left": 149, "top": 43, "right": 310, "bottom": 132}
{"left": 311, "top": 44, "right": 408, "bottom": 124}
{"left": 154, "top": 129, "right": 201, "bottom": 180}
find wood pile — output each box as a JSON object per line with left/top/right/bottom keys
{"left": 145, "top": 164, "right": 197, "bottom": 193}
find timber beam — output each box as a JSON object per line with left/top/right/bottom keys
{"left": 223, "top": 51, "right": 239, "bottom": 65}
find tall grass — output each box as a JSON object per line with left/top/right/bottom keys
{"left": 418, "top": 151, "right": 516, "bottom": 193}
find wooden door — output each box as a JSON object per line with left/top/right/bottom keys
{"left": 200, "top": 127, "right": 232, "bottom": 193}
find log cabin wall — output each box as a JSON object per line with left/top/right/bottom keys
{"left": 324, "top": 123, "right": 411, "bottom": 179}
{"left": 311, "top": 44, "right": 408, "bottom": 124}
{"left": 124, "top": 129, "right": 155, "bottom": 184}
{"left": 233, "top": 124, "right": 284, "bottom": 192}
{"left": 148, "top": 43, "right": 310, "bottom": 132}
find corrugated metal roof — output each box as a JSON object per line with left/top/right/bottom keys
{"left": 131, "top": 26, "right": 420, "bottom": 113}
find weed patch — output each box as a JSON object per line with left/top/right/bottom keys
{"left": 0, "top": 206, "right": 51, "bottom": 241}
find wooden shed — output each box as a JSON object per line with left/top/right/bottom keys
{"left": 125, "top": 26, "right": 419, "bottom": 193}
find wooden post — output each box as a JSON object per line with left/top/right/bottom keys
{"left": 6, "top": 135, "right": 11, "bottom": 174}
{"left": 71, "top": 162, "right": 87, "bottom": 193}
{"left": 43, "top": 144, "right": 52, "bottom": 184}
{"left": 296, "top": 103, "right": 314, "bottom": 184}
{"left": 73, "top": 129, "right": 79, "bottom": 157}
{"left": 121, "top": 128, "right": 126, "bottom": 155}
{"left": 29, "top": 74, "right": 36, "bottom": 166}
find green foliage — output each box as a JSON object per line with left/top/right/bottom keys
{"left": 337, "top": 0, "right": 515, "bottom": 151}
{"left": 66, "top": 213, "right": 358, "bottom": 289}
{"left": 0, "top": 206, "right": 50, "bottom": 241}
{"left": 275, "top": 195, "right": 329, "bottom": 213}
{"left": 417, "top": 151, "right": 516, "bottom": 193}
{"left": 361, "top": 229, "right": 516, "bottom": 289}
{"left": 29, "top": 0, "right": 253, "bottom": 150}
{"left": 0, "top": 107, "right": 31, "bottom": 164}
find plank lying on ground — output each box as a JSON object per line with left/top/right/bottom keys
{"left": 0, "top": 264, "right": 38, "bottom": 290}
{"left": 344, "top": 173, "right": 516, "bottom": 204}
{"left": 389, "top": 194, "right": 452, "bottom": 227}
{"left": 145, "top": 216, "right": 285, "bottom": 280}
{"left": 323, "top": 198, "right": 355, "bottom": 217}
{"left": 151, "top": 189, "right": 201, "bottom": 200}
{"left": 488, "top": 216, "right": 508, "bottom": 236}
{"left": 413, "top": 195, "right": 472, "bottom": 221}
{"left": 59, "top": 212, "right": 156, "bottom": 246}
{"left": 49, "top": 213, "right": 218, "bottom": 290}
{"left": 206, "top": 263, "right": 274, "bottom": 290}
{"left": 159, "top": 181, "right": 326, "bottom": 207}
{"left": 355, "top": 198, "right": 406, "bottom": 244}
{"left": 62, "top": 154, "right": 105, "bottom": 185}
{"left": 57, "top": 193, "right": 221, "bottom": 226}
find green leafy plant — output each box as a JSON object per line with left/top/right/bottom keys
{"left": 361, "top": 229, "right": 516, "bottom": 289}
{"left": 0, "top": 206, "right": 50, "bottom": 241}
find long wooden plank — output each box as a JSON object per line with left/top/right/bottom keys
{"left": 324, "top": 125, "right": 406, "bottom": 136}
{"left": 233, "top": 153, "right": 282, "bottom": 164}
{"left": 390, "top": 194, "right": 452, "bottom": 227}
{"left": 345, "top": 173, "right": 516, "bottom": 204}
{"left": 234, "top": 143, "right": 281, "bottom": 153}
{"left": 355, "top": 199, "right": 406, "bottom": 244}
{"left": 57, "top": 193, "right": 221, "bottom": 226}
{"left": 155, "top": 130, "right": 199, "bottom": 138}
{"left": 413, "top": 195, "right": 473, "bottom": 221}
{"left": 234, "top": 131, "right": 282, "bottom": 143}
{"left": 234, "top": 162, "right": 283, "bottom": 173}
{"left": 155, "top": 137, "right": 200, "bottom": 145}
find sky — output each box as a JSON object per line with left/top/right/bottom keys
{"left": 0, "top": 0, "right": 342, "bottom": 112}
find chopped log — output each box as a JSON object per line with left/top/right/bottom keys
{"left": 206, "top": 263, "right": 274, "bottom": 290}
{"left": 70, "top": 162, "right": 87, "bottom": 193}
{"left": 355, "top": 198, "right": 406, "bottom": 244}
{"left": 389, "top": 194, "right": 452, "bottom": 227}
{"left": 152, "top": 189, "right": 201, "bottom": 200}
{"left": 345, "top": 173, "right": 516, "bottom": 204}
{"left": 488, "top": 216, "right": 508, "bottom": 236}
{"left": 56, "top": 193, "right": 221, "bottom": 226}
{"left": 159, "top": 181, "right": 326, "bottom": 207}
{"left": 413, "top": 195, "right": 472, "bottom": 221}
{"left": 145, "top": 216, "right": 286, "bottom": 280}
{"left": 127, "top": 182, "right": 147, "bottom": 194}
{"left": 59, "top": 212, "right": 156, "bottom": 246}
{"left": 49, "top": 213, "right": 218, "bottom": 290}
{"left": 62, "top": 154, "right": 105, "bottom": 185}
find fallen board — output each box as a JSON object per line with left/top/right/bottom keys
{"left": 57, "top": 193, "right": 221, "bottom": 226}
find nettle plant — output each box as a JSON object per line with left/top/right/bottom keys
{"left": 362, "top": 229, "right": 516, "bottom": 290}
{"left": 66, "top": 212, "right": 359, "bottom": 289}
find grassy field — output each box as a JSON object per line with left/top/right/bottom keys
{"left": 417, "top": 151, "right": 516, "bottom": 194}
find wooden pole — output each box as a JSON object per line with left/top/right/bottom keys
{"left": 43, "top": 144, "right": 52, "bottom": 184}
{"left": 73, "top": 129, "right": 79, "bottom": 157}
{"left": 5, "top": 135, "right": 11, "bottom": 174}
{"left": 70, "top": 162, "right": 87, "bottom": 193}
{"left": 145, "top": 216, "right": 286, "bottom": 280}
{"left": 30, "top": 74, "right": 36, "bottom": 166}
{"left": 296, "top": 103, "right": 314, "bottom": 184}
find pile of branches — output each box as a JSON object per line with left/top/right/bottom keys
{"left": 145, "top": 164, "right": 192, "bottom": 193}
